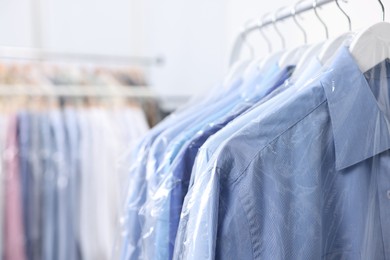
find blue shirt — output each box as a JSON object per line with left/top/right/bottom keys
{"left": 17, "top": 112, "right": 31, "bottom": 259}
{"left": 142, "top": 64, "right": 282, "bottom": 260}
{"left": 42, "top": 112, "right": 58, "bottom": 260}
{"left": 174, "top": 58, "right": 322, "bottom": 260}
{"left": 29, "top": 113, "right": 43, "bottom": 260}
{"left": 120, "top": 78, "right": 242, "bottom": 260}
{"left": 146, "top": 78, "right": 243, "bottom": 185}
{"left": 51, "top": 110, "right": 68, "bottom": 260}
{"left": 165, "top": 65, "right": 295, "bottom": 259}
{"left": 63, "top": 108, "right": 82, "bottom": 260}
{"left": 140, "top": 79, "right": 245, "bottom": 260}
{"left": 174, "top": 48, "right": 390, "bottom": 260}
{"left": 189, "top": 58, "right": 322, "bottom": 187}
{"left": 18, "top": 112, "right": 43, "bottom": 260}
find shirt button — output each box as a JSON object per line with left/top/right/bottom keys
{"left": 387, "top": 190, "right": 390, "bottom": 200}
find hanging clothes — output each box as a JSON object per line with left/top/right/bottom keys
{"left": 0, "top": 103, "right": 149, "bottom": 260}
{"left": 4, "top": 115, "right": 27, "bottom": 260}
{"left": 119, "top": 19, "right": 390, "bottom": 260}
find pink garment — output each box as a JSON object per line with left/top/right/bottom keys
{"left": 4, "top": 115, "right": 26, "bottom": 260}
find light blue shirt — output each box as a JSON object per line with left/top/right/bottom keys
{"left": 147, "top": 63, "right": 283, "bottom": 260}
{"left": 190, "top": 58, "right": 322, "bottom": 187}
{"left": 41, "top": 112, "right": 57, "bottom": 260}
{"left": 174, "top": 48, "right": 390, "bottom": 260}
{"left": 140, "top": 79, "right": 245, "bottom": 260}
{"left": 174, "top": 57, "right": 323, "bottom": 260}
{"left": 51, "top": 110, "right": 69, "bottom": 260}
{"left": 120, "top": 78, "right": 243, "bottom": 260}
{"left": 63, "top": 108, "right": 82, "bottom": 260}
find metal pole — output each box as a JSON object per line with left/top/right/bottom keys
{"left": 0, "top": 46, "right": 164, "bottom": 67}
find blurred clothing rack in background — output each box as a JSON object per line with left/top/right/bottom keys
{"left": 0, "top": 85, "right": 156, "bottom": 98}
{"left": 0, "top": 85, "right": 186, "bottom": 100}
{"left": 0, "top": 46, "right": 164, "bottom": 67}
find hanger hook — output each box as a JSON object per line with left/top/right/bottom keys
{"left": 240, "top": 20, "right": 255, "bottom": 58}
{"left": 378, "top": 0, "right": 385, "bottom": 21}
{"left": 272, "top": 8, "right": 286, "bottom": 50}
{"left": 313, "top": 0, "right": 329, "bottom": 39}
{"left": 292, "top": 0, "right": 308, "bottom": 44}
{"left": 257, "top": 15, "right": 272, "bottom": 53}
{"left": 335, "top": 0, "right": 352, "bottom": 31}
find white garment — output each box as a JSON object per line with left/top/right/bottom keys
{"left": 79, "top": 110, "right": 98, "bottom": 260}
{"left": 79, "top": 106, "right": 149, "bottom": 260}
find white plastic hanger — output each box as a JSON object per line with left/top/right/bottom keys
{"left": 255, "top": 15, "right": 283, "bottom": 72}
{"left": 293, "top": 0, "right": 326, "bottom": 77}
{"left": 293, "top": 42, "right": 323, "bottom": 77}
{"left": 278, "top": 45, "right": 309, "bottom": 68}
{"left": 258, "top": 9, "right": 288, "bottom": 71}
{"left": 239, "top": 16, "right": 280, "bottom": 82}
{"left": 318, "top": 0, "right": 355, "bottom": 64}
{"left": 224, "top": 21, "right": 256, "bottom": 88}
{"left": 223, "top": 59, "right": 252, "bottom": 89}
{"left": 279, "top": 1, "right": 311, "bottom": 68}
{"left": 319, "top": 32, "right": 355, "bottom": 63}
{"left": 295, "top": 0, "right": 354, "bottom": 75}
{"left": 299, "top": 0, "right": 333, "bottom": 67}
{"left": 350, "top": 0, "right": 390, "bottom": 72}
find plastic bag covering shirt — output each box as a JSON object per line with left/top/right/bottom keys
{"left": 159, "top": 65, "right": 295, "bottom": 259}
{"left": 119, "top": 106, "right": 211, "bottom": 260}
{"left": 153, "top": 64, "right": 289, "bottom": 250}
{"left": 124, "top": 81, "right": 242, "bottom": 259}
{"left": 174, "top": 53, "right": 330, "bottom": 259}
{"left": 146, "top": 78, "right": 243, "bottom": 186}
{"left": 174, "top": 47, "right": 390, "bottom": 260}
{"left": 140, "top": 64, "right": 280, "bottom": 259}
{"left": 173, "top": 59, "right": 322, "bottom": 260}
{"left": 187, "top": 57, "right": 322, "bottom": 190}
{"left": 147, "top": 71, "right": 261, "bottom": 184}
{"left": 174, "top": 58, "right": 324, "bottom": 260}
{"left": 120, "top": 79, "right": 243, "bottom": 260}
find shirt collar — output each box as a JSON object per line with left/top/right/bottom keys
{"left": 321, "top": 47, "right": 390, "bottom": 171}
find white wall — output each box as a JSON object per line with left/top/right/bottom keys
{"left": 139, "top": 0, "right": 227, "bottom": 107}
{"left": 39, "top": 0, "right": 136, "bottom": 55}
{"left": 0, "top": 0, "right": 388, "bottom": 109}
{"left": 0, "top": 0, "right": 35, "bottom": 47}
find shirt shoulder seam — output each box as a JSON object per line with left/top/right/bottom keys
{"left": 229, "top": 98, "right": 327, "bottom": 185}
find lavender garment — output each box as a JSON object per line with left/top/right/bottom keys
{"left": 4, "top": 115, "right": 27, "bottom": 260}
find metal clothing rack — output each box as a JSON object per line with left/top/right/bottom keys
{"left": 0, "top": 85, "right": 157, "bottom": 98}
{"left": 230, "top": 0, "right": 334, "bottom": 65}
{"left": 0, "top": 47, "right": 172, "bottom": 99}
{"left": 0, "top": 46, "right": 164, "bottom": 67}
{"left": 0, "top": 85, "right": 192, "bottom": 103}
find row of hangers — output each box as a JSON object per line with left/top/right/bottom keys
{"left": 229, "top": 0, "right": 389, "bottom": 84}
